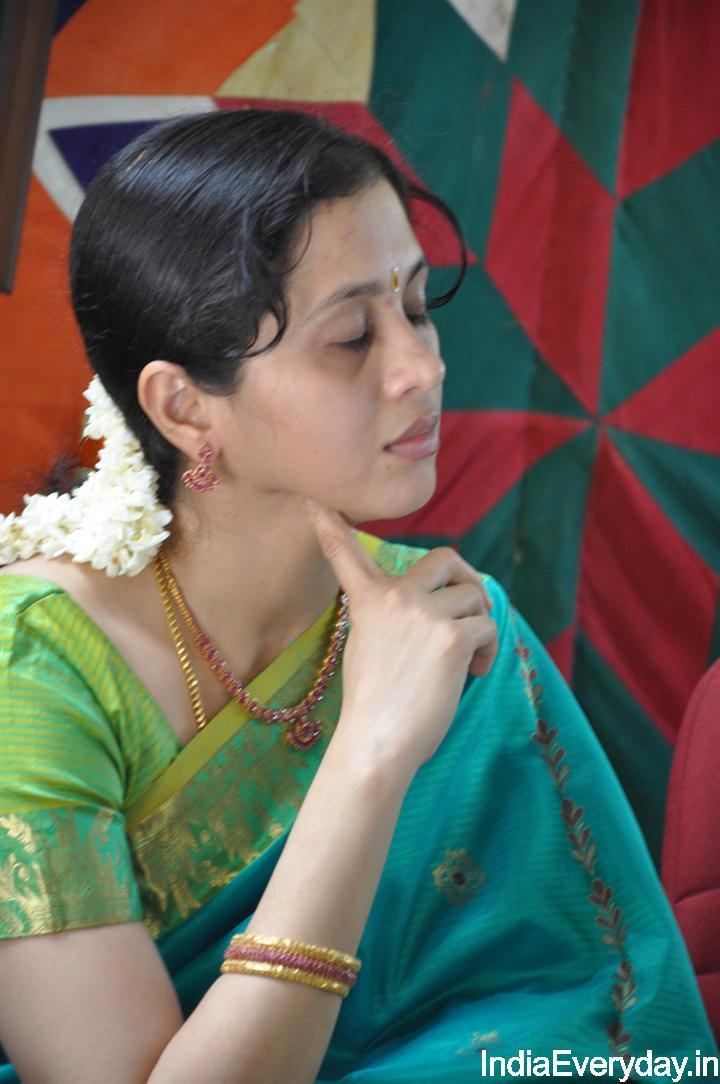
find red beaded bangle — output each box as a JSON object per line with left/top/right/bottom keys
{"left": 221, "top": 933, "right": 361, "bottom": 999}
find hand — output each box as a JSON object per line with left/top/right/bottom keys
{"left": 299, "top": 498, "right": 499, "bottom": 777}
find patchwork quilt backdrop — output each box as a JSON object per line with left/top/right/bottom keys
{"left": 2, "top": 0, "right": 719, "bottom": 864}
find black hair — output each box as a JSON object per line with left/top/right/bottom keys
{"left": 70, "top": 108, "right": 467, "bottom": 504}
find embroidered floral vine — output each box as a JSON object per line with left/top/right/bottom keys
{"left": 512, "top": 614, "right": 638, "bottom": 1064}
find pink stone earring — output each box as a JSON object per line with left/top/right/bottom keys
{"left": 182, "top": 442, "right": 220, "bottom": 492}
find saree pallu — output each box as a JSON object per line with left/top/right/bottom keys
{"left": 153, "top": 607, "right": 717, "bottom": 1081}
{"left": 1, "top": 534, "right": 717, "bottom": 1081}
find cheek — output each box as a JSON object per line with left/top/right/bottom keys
{"left": 290, "top": 390, "right": 378, "bottom": 469}
{"left": 234, "top": 371, "right": 377, "bottom": 475}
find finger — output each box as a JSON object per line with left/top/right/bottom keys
{"left": 426, "top": 583, "right": 489, "bottom": 619}
{"left": 468, "top": 643, "right": 497, "bottom": 678}
{"left": 406, "top": 548, "right": 493, "bottom": 610}
{"left": 298, "top": 497, "right": 381, "bottom": 595}
{"left": 455, "top": 614, "right": 498, "bottom": 677}
{"left": 479, "top": 577, "right": 493, "bottom": 614}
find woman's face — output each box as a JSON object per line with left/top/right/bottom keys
{"left": 215, "top": 178, "right": 447, "bottom": 523}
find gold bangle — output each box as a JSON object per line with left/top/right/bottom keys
{"left": 220, "top": 958, "right": 351, "bottom": 997}
{"left": 229, "top": 933, "right": 361, "bottom": 973}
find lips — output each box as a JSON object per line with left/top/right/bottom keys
{"left": 386, "top": 412, "right": 440, "bottom": 447}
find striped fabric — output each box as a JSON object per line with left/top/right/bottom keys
{"left": 0, "top": 576, "right": 177, "bottom": 936}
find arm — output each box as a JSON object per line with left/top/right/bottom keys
{"left": 0, "top": 723, "right": 411, "bottom": 1084}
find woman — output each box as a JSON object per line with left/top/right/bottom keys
{"left": 0, "top": 110, "right": 715, "bottom": 1083}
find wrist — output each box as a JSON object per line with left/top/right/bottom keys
{"left": 326, "top": 712, "right": 415, "bottom": 798}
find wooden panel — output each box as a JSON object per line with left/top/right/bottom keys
{"left": 0, "top": 0, "right": 57, "bottom": 293}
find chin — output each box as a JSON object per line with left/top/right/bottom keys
{"left": 347, "top": 468, "right": 438, "bottom": 526}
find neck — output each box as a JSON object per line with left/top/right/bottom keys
{"left": 163, "top": 492, "right": 344, "bottom": 676}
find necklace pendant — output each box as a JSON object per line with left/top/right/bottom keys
{"left": 285, "top": 715, "right": 322, "bottom": 750}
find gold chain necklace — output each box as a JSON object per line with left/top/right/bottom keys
{"left": 153, "top": 547, "right": 349, "bottom": 750}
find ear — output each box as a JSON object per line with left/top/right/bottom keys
{"left": 137, "top": 361, "right": 211, "bottom": 460}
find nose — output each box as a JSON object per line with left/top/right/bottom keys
{"left": 381, "top": 313, "right": 446, "bottom": 399}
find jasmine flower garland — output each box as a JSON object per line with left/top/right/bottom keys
{"left": 0, "top": 376, "right": 173, "bottom": 576}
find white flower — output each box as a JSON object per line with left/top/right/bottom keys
{"left": 0, "top": 376, "right": 173, "bottom": 576}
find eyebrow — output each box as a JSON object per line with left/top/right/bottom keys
{"left": 302, "top": 255, "right": 429, "bottom": 325}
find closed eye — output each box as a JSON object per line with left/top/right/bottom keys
{"left": 341, "top": 330, "right": 372, "bottom": 353}
{"left": 339, "top": 311, "right": 429, "bottom": 353}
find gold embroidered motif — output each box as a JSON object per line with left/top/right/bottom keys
{"left": 0, "top": 809, "right": 139, "bottom": 938}
{"left": 130, "top": 661, "right": 345, "bottom": 938}
{"left": 432, "top": 847, "right": 486, "bottom": 905}
{"left": 1, "top": 814, "right": 38, "bottom": 852}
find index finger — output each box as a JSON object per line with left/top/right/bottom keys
{"left": 298, "top": 497, "right": 382, "bottom": 596}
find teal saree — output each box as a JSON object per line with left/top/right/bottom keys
{"left": 1, "top": 533, "right": 716, "bottom": 1080}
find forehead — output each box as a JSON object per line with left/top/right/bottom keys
{"left": 288, "top": 179, "right": 424, "bottom": 304}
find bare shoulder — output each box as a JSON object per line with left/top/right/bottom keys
{"left": 2, "top": 555, "right": 93, "bottom": 592}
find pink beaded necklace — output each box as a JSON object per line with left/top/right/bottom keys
{"left": 153, "top": 547, "right": 349, "bottom": 750}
